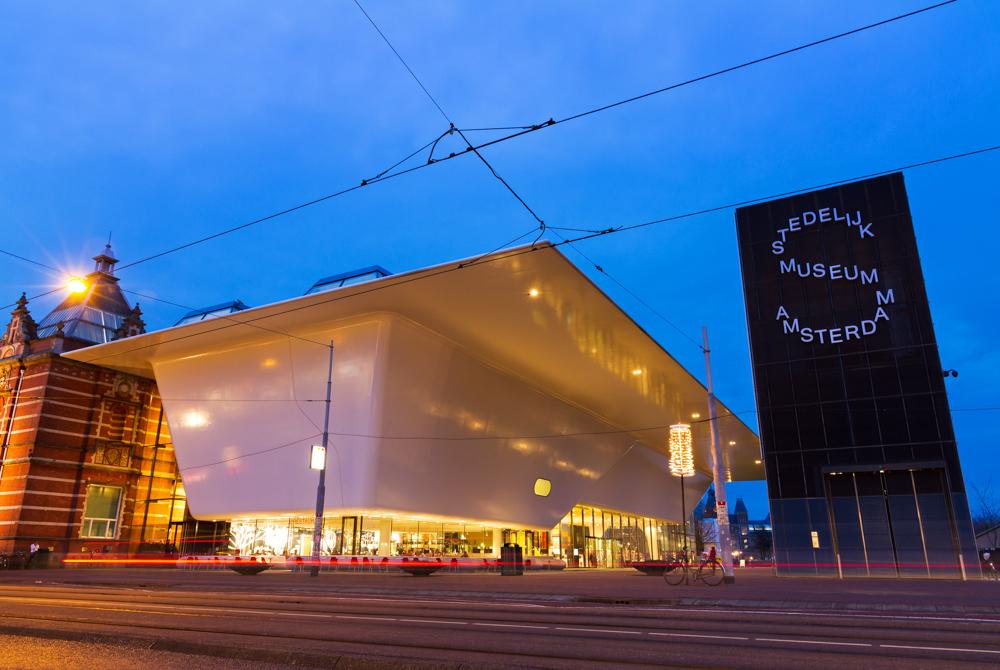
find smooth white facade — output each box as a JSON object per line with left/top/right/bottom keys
{"left": 67, "top": 244, "right": 757, "bottom": 529}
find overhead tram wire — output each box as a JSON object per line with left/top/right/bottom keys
{"left": 40, "top": 142, "right": 1000, "bottom": 367}
{"left": 113, "top": 131, "right": 451, "bottom": 273}
{"left": 351, "top": 0, "right": 547, "bottom": 234}
{"left": 138, "top": 402, "right": 1000, "bottom": 472}
{"left": 89, "top": 1, "right": 957, "bottom": 274}
{"left": 549, "top": 229, "right": 704, "bottom": 349}
{"left": 121, "top": 288, "right": 330, "bottom": 350}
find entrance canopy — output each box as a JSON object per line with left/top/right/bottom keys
{"left": 66, "top": 243, "right": 760, "bottom": 483}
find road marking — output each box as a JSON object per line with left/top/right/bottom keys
{"left": 335, "top": 615, "right": 396, "bottom": 621}
{"left": 398, "top": 618, "right": 468, "bottom": 625}
{"left": 649, "top": 632, "right": 748, "bottom": 641}
{"left": 5, "top": 591, "right": 995, "bottom": 625}
{"left": 79, "top": 605, "right": 205, "bottom": 618}
{"left": 554, "top": 627, "right": 642, "bottom": 635}
{"left": 473, "top": 623, "right": 550, "bottom": 629}
{"left": 756, "top": 638, "right": 871, "bottom": 647}
{"left": 880, "top": 644, "right": 1000, "bottom": 655}
{"left": 615, "top": 605, "right": 1000, "bottom": 625}
{"left": 275, "top": 612, "right": 331, "bottom": 618}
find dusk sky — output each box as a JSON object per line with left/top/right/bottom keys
{"left": 2, "top": 1, "right": 997, "bottom": 517}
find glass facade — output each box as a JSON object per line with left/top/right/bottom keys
{"left": 225, "top": 505, "right": 684, "bottom": 567}
{"left": 736, "top": 173, "right": 978, "bottom": 578}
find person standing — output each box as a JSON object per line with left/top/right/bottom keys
{"left": 28, "top": 542, "right": 39, "bottom": 568}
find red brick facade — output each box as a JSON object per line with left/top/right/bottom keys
{"left": 0, "top": 248, "right": 193, "bottom": 559}
{"left": 0, "top": 352, "right": 185, "bottom": 555}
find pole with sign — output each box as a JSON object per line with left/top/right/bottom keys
{"left": 309, "top": 342, "right": 335, "bottom": 577}
{"left": 703, "top": 326, "right": 735, "bottom": 583}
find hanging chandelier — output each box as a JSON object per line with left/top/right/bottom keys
{"left": 668, "top": 423, "right": 694, "bottom": 478}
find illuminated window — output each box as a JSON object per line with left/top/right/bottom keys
{"left": 810, "top": 530, "right": 820, "bottom": 549}
{"left": 80, "top": 485, "right": 123, "bottom": 539}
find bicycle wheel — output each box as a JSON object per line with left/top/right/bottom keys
{"left": 663, "top": 565, "right": 687, "bottom": 585}
{"left": 697, "top": 560, "right": 725, "bottom": 586}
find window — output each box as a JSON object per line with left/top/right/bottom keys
{"left": 80, "top": 485, "right": 123, "bottom": 539}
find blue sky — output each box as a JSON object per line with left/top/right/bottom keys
{"left": 1, "top": 1, "right": 997, "bottom": 517}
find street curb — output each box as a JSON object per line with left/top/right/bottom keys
{"left": 0, "top": 623, "right": 511, "bottom": 670}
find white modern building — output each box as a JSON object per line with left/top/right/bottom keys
{"left": 66, "top": 243, "right": 760, "bottom": 567}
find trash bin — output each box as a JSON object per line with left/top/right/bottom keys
{"left": 500, "top": 543, "right": 523, "bottom": 576}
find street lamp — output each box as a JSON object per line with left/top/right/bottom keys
{"left": 668, "top": 423, "right": 694, "bottom": 556}
{"left": 309, "top": 343, "right": 335, "bottom": 577}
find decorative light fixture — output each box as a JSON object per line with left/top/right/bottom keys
{"left": 533, "top": 478, "right": 552, "bottom": 497}
{"left": 631, "top": 368, "right": 643, "bottom": 376}
{"left": 668, "top": 423, "right": 694, "bottom": 558}
{"left": 668, "top": 424, "right": 694, "bottom": 478}
{"left": 66, "top": 277, "right": 87, "bottom": 294}
{"left": 528, "top": 287, "right": 541, "bottom": 298}
{"left": 691, "top": 412, "right": 701, "bottom": 420}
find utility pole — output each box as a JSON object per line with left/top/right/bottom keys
{"left": 310, "top": 342, "right": 335, "bottom": 578}
{"left": 679, "top": 471, "right": 688, "bottom": 555}
{"left": 703, "top": 326, "right": 735, "bottom": 583}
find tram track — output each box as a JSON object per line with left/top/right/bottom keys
{"left": 1, "top": 586, "right": 999, "bottom": 668}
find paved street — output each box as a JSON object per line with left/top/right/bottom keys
{"left": 1, "top": 570, "right": 999, "bottom": 668}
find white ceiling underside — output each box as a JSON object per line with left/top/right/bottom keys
{"left": 65, "top": 243, "right": 761, "bottom": 481}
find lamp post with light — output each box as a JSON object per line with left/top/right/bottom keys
{"left": 309, "top": 342, "right": 335, "bottom": 577}
{"left": 668, "top": 423, "right": 694, "bottom": 558}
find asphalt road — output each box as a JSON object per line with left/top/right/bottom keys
{"left": 1, "top": 582, "right": 998, "bottom": 669}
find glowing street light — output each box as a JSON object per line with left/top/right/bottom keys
{"left": 309, "top": 445, "right": 327, "bottom": 471}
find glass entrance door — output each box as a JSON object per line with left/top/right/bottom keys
{"left": 340, "top": 516, "right": 358, "bottom": 555}
{"left": 584, "top": 537, "right": 623, "bottom": 568}
{"left": 826, "top": 468, "right": 959, "bottom": 578}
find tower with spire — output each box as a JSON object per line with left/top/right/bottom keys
{"left": 30, "top": 243, "right": 145, "bottom": 353}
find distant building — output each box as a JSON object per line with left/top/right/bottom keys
{"left": 695, "top": 488, "right": 773, "bottom": 560}
{"left": 977, "top": 523, "right": 1000, "bottom": 553}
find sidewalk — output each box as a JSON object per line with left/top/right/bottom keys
{"left": 2, "top": 567, "right": 998, "bottom": 614}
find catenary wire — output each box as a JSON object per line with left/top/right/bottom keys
{"left": 60, "top": 1, "right": 954, "bottom": 274}
{"left": 0, "top": 250, "right": 60, "bottom": 273}
{"left": 36, "top": 143, "right": 1000, "bottom": 368}
{"left": 180, "top": 433, "right": 323, "bottom": 471}
{"left": 125, "top": 404, "right": 1000, "bottom": 472}
{"left": 351, "top": 0, "right": 547, "bottom": 231}
{"left": 122, "top": 288, "right": 329, "bottom": 350}
{"left": 549, "top": 228, "right": 704, "bottom": 349}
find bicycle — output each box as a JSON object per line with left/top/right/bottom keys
{"left": 663, "top": 556, "right": 726, "bottom": 586}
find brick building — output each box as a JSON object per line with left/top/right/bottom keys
{"left": 0, "top": 246, "right": 189, "bottom": 558}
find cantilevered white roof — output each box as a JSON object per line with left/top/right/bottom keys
{"left": 65, "top": 243, "right": 761, "bottom": 481}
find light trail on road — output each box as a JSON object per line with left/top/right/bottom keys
{"left": 1, "top": 585, "right": 999, "bottom": 668}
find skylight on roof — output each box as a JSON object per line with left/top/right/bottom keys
{"left": 305, "top": 265, "right": 392, "bottom": 295}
